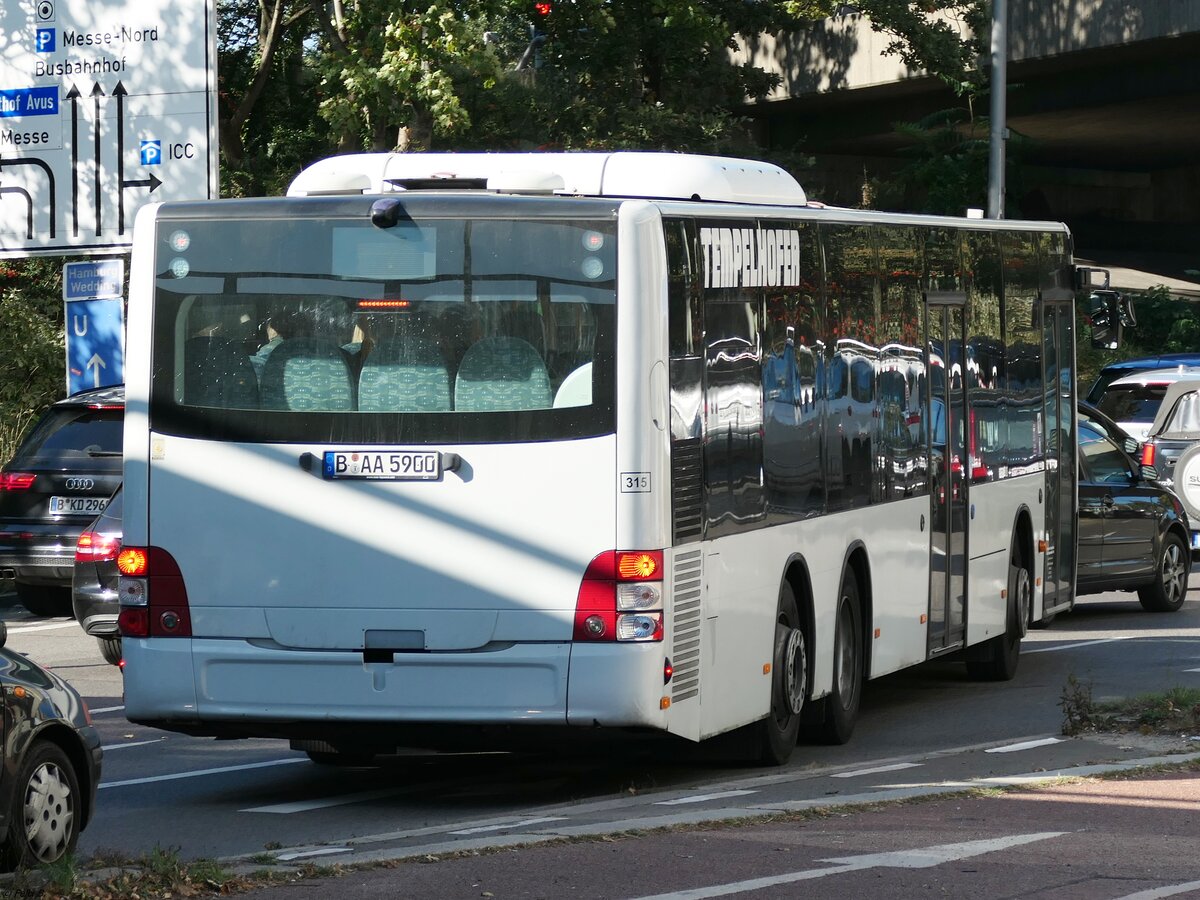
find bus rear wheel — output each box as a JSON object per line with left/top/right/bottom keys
{"left": 754, "top": 582, "right": 805, "bottom": 766}
{"left": 966, "top": 552, "right": 1028, "bottom": 681}
{"left": 810, "top": 570, "right": 862, "bottom": 746}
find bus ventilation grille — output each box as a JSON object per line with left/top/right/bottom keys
{"left": 671, "top": 439, "right": 703, "bottom": 543}
{"left": 670, "top": 547, "right": 702, "bottom": 703}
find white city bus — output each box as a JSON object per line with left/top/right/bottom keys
{"left": 119, "top": 152, "right": 1080, "bottom": 765}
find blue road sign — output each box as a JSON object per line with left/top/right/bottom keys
{"left": 65, "top": 299, "right": 124, "bottom": 394}
{"left": 63, "top": 259, "right": 124, "bottom": 300}
{"left": 63, "top": 260, "right": 125, "bottom": 394}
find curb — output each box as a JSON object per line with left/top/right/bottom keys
{"left": 217, "top": 748, "right": 1200, "bottom": 873}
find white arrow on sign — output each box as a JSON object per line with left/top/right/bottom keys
{"left": 86, "top": 353, "right": 106, "bottom": 387}
{"left": 631, "top": 831, "right": 1068, "bottom": 900}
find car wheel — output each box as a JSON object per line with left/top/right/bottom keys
{"left": 14, "top": 583, "right": 73, "bottom": 618}
{"left": 97, "top": 636, "right": 122, "bottom": 666}
{"left": 0, "top": 741, "right": 81, "bottom": 870}
{"left": 809, "top": 569, "right": 862, "bottom": 745}
{"left": 1138, "top": 532, "right": 1189, "bottom": 612}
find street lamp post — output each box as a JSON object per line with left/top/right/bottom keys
{"left": 987, "top": 0, "right": 1007, "bottom": 219}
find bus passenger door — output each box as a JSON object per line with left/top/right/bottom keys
{"left": 1042, "top": 296, "right": 1077, "bottom": 615}
{"left": 927, "top": 295, "right": 968, "bottom": 654}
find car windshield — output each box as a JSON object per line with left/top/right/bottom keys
{"left": 1096, "top": 383, "right": 1168, "bottom": 424}
{"left": 1160, "top": 391, "right": 1200, "bottom": 438}
{"left": 11, "top": 408, "right": 123, "bottom": 462}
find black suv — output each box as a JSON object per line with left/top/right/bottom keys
{"left": 0, "top": 386, "right": 123, "bottom": 616}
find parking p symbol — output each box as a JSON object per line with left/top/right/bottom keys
{"left": 140, "top": 140, "right": 162, "bottom": 166}
{"left": 35, "top": 28, "right": 55, "bottom": 52}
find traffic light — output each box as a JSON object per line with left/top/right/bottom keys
{"left": 531, "top": 1, "right": 552, "bottom": 37}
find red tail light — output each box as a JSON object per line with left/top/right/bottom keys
{"left": 117, "top": 546, "right": 192, "bottom": 639}
{"left": 75, "top": 530, "right": 121, "bottom": 563}
{"left": 574, "top": 550, "right": 665, "bottom": 642}
{"left": 0, "top": 472, "right": 36, "bottom": 491}
{"left": 1141, "top": 443, "right": 1156, "bottom": 467}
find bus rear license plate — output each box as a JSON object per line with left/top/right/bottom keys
{"left": 49, "top": 496, "right": 109, "bottom": 516}
{"left": 322, "top": 450, "right": 442, "bottom": 481}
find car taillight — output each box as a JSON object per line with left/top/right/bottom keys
{"left": 0, "top": 472, "right": 36, "bottom": 491}
{"left": 1141, "top": 443, "right": 1156, "bottom": 467}
{"left": 574, "top": 550, "right": 664, "bottom": 642}
{"left": 75, "top": 530, "right": 121, "bottom": 563}
{"left": 116, "top": 545, "right": 192, "bottom": 639}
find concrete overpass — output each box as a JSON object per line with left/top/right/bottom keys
{"left": 736, "top": 1, "right": 1200, "bottom": 291}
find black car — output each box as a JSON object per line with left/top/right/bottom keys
{"left": 1077, "top": 416, "right": 1191, "bottom": 612}
{"left": 0, "top": 387, "right": 124, "bottom": 617}
{"left": 72, "top": 486, "right": 123, "bottom": 666}
{"left": 1078, "top": 400, "right": 1140, "bottom": 458}
{"left": 0, "top": 620, "right": 102, "bottom": 868}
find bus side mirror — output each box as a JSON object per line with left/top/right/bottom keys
{"left": 1089, "top": 289, "right": 1128, "bottom": 350}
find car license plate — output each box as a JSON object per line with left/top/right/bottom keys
{"left": 322, "top": 450, "right": 442, "bottom": 481}
{"left": 48, "top": 495, "right": 109, "bottom": 516}
{"left": 1192, "top": 531, "right": 1200, "bottom": 551}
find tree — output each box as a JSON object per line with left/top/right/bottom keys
{"left": 0, "top": 259, "right": 65, "bottom": 462}
{"left": 314, "top": 1, "right": 506, "bottom": 152}
{"left": 219, "top": 0, "right": 332, "bottom": 196}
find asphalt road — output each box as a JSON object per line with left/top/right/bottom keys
{"left": 3, "top": 580, "right": 1200, "bottom": 897}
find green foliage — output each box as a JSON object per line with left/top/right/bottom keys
{"left": 1072, "top": 685, "right": 1200, "bottom": 736}
{"left": 0, "top": 260, "right": 65, "bottom": 464}
{"left": 218, "top": 0, "right": 332, "bottom": 196}
{"left": 1060, "top": 673, "right": 1095, "bottom": 736}
{"left": 854, "top": 1, "right": 989, "bottom": 97}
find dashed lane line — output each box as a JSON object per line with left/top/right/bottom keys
{"left": 985, "top": 737, "right": 1064, "bottom": 754}
{"left": 100, "top": 757, "right": 307, "bottom": 788}
{"left": 627, "top": 832, "right": 1069, "bottom": 900}
{"left": 831, "top": 762, "right": 922, "bottom": 779}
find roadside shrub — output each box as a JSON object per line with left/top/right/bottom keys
{"left": 0, "top": 261, "right": 65, "bottom": 463}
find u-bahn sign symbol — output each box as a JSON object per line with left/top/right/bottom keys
{"left": 0, "top": 0, "right": 218, "bottom": 258}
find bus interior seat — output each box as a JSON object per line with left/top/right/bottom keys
{"left": 183, "top": 336, "right": 260, "bottom": 409}
{"left": 359, "top": 335, "right": 452, "bottom": 412}
{"left": 454, "top": 336, "right": 552, "bottom": 412}
{"left": 260, "top": 338, "right": 356, "bottom": 411}
{"left": 552, "top": 362, "right": 592, "bottom": 408}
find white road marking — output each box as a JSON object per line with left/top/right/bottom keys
{"left": 89, "top": 705, "right": 125, "bottom": 714}
{"left": 6, "top": 620, "right": 79, "bottom": 633}
{"left": 1023, "top": 636, "right": 1132, "bottom": 653}
{"left": 273, "top": 847, "right": 353, "bottom": 862}
{"left": 100, "top": 757, "right": 307, "bottom": 788}
{"left": 831, "top": 763, "right": 922, "bottom": 779}
{"left": 655, "top": 790, "right": 759, "bottom": 806}
{"left": 985, "top": 737, "right": 1063, "bottom": 754}
{"left": 449, "top": 817, "right": 568, "bottom": 835}
{"left": 1113, "top": 880, "right": 1200, "bottom": 899}
{"left": 101, "top": 738, "right": 166, "bottom": 751}
{"left": 1184, "top": 668, "right": 1200, "bottom": 673}
{"left": 243, "top": 787, "right": 423, "bottom": 814}
{"left": 629, "top": 831, "right": 1068, "bottom": 900}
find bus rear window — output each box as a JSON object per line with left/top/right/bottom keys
{"left": 149, "top": 211, "right": 616, "bottom": 444}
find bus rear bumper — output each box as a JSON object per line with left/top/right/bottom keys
{"left": 123, "top": 637, "right": 576, "bottom": 729}
{"left": 121, "top": 638, "right": 673, "bottom": 741}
